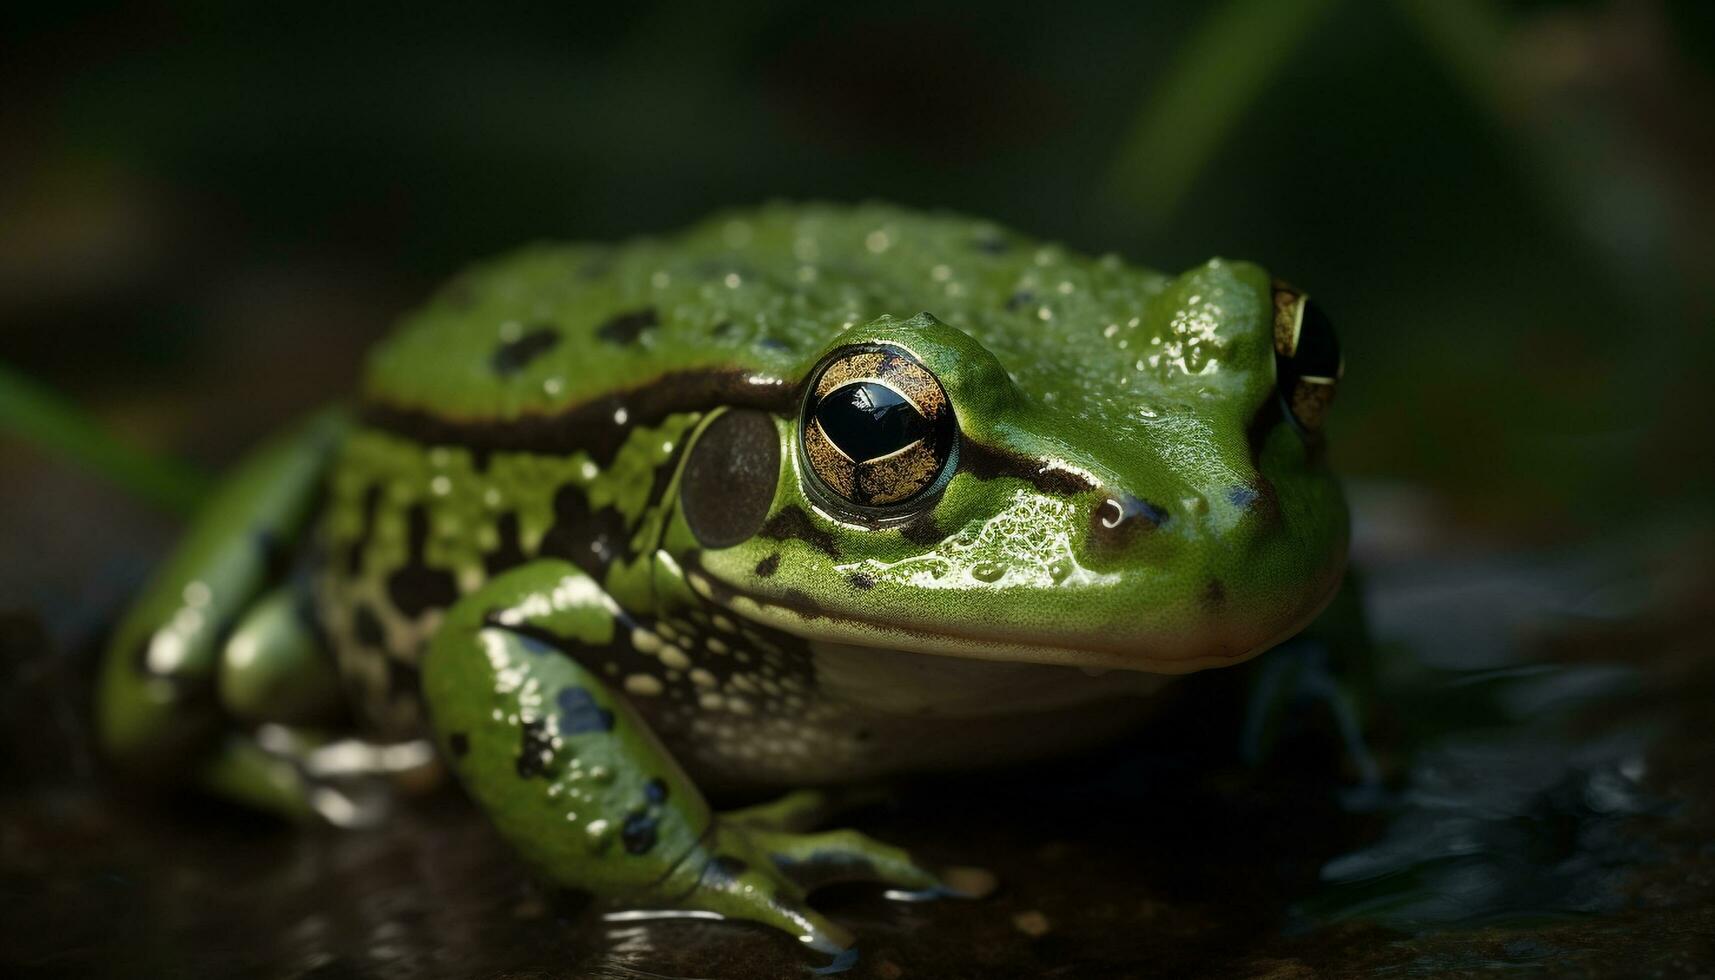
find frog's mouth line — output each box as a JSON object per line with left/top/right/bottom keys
{"left": 677, "top": 552, "right": 1346, "bottom": 675}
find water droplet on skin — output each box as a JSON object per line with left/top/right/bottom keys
{"left": 1048, "top": 559, "right": 1073, "bottom": 583}
{"left": 972, "top": 563, "right": 1006, "bottom": 583}
{"left": 586, "top": 819, "right": 612, "bottom": 850}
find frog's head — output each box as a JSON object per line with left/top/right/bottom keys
{"left": 669, "top": 258, "right": 1347, "bottom": 674}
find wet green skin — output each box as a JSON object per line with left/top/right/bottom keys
{"left": 97, "top": 203, "right": 1348, "bottom": 956}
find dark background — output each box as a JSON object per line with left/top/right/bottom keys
{"left": 3, "top": 2, "right": 1713, "bottom": 977}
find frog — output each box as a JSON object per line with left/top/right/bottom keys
{"left": 96, "top": 202, "right": 1349, "bottom": 960}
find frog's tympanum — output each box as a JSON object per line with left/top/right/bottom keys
{"left": 98, "top": 204, "right": 1348, "bottom": 957}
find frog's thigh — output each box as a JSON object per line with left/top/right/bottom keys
{"left": 218, "top": 585, "right": 343, "bottom": 726}
{"left": 97, "top": 411, "right": 345, "bottom": 787}
{"left": 422, "top": 560, "right": 856, "bottom": 952}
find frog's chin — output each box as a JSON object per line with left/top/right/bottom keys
{"left": 682, "top": 562, "right": 1344, "bottom": 675}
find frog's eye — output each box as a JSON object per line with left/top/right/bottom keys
{"left": 1272, "top": 281, "right": 1343, "bottom": 433}
{"left": 800, "top": 344, "right": 957, "bottom": 511}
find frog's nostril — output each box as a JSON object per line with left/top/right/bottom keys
{"left": 1088, "top": 494, "right": 1167, "bottom": 551}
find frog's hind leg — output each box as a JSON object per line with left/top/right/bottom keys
{"left": 97, "top": 411, "right": 357, "bottom": 822}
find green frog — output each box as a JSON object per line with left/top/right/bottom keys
{"left": 96, "top": 202, "right": 1349, "bottom": 959}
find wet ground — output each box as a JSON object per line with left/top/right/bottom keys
{"left": 2, "top": 475, "right": 1713, "bottom": 979}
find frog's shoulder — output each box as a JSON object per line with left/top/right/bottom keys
{"left": 360, "top": 201, "right": 1215, "bottom": 425}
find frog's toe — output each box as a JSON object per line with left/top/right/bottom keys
{"left": 751, "top": 827, "right": 995, "bottom": 900}
{"left": 722, "top": 785, "right": 889, "bottom": 832}
{"left": 671, "top": 843, "right": 855, "bottom": 955}
{"left": 880, "top": 864, "right": 999, "bottom": 902}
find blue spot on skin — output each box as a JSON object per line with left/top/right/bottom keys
{"left": 644, "top": 778, "right": 668, "bottom": 804}
{"left": 556, "top": 687, "right": 615, "bottom": 735}
{"left": 622, "top": 810, "right": 659, "bottom": 855}
{"left": 1228, "top": 485, "right": 1259, "bottom": 509}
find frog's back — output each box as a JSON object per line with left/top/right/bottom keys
{"left": 363, "top": 201, "right": 1177, "bottom": 427}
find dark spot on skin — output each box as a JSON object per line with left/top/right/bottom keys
{"left": 448, "top": 732, "right": 470, "bottom": 758}
{"left": 760, "top": 507, "right": 838, "bottom": 559}
{"left": 1203, "top": 579, "right": 1227, "bottom": 612}
{"left": 1088, "top": 494, "right": 1168, "bottom": 552}
{"left": 622, "top": 810, "right": 659, "bottom": 855}
{"left": 702, "top": 855, "right": 749, "bottom": 887}
{"left": 482, "top": 512, "right": 529, "bottom": 578}
{"left": 361, "top": 367, "right": 795, "bottom": 470}
{"left": 596, "top": 307, "right": 659, "bottom": 346}
{"left": 387, "top": 506, "right": 460, "bottom": 618}
{"left": 555, "top": 686, "right": 615, "bottom": 735}
{"left": 972, "top": 235, "right": 1010, "bottom": 254}
{"left": 900, "top": 514, "right": 945, "bottom": 546}
{"left": 848, "top": 572, "right": 876, "bottom": 590}
{"left": 385, "top": 656, "right": 420, "bottom": 703}
{"left": 490, "top": 327, "right": 561, "bottom": 376}
{"left": 959, "top": 439, "right": 1098, "bottom": 497}
{"left": 644, "top": 778, "right": 668, "bottom": 804}
{"left": 515, "top": 717, "right": 556, "bottom": 779}
{"left": 754, "top": 552, "right": 780, "bottom": 578}
{"left": 757, "top": 337, "right": 791, "bottom": 352}
{"left": 1255, "top": 478, "right": 1281, "bottom": 513}
{"left": 1005, "top": 290, "right": 1035, "bottom": 311}
{"left": 346, "top": 484, "right": 382, "bottom": 575}
{"left": 710, "top": 320, "right": 736, "bottom": 339}
{"left": 537, "top": 484, "right": 629, "bottom": 581}
{"left": 1037, "top": 468, "right": 1097, "bottom": 498}
{"left": 853, "top": 727, "right": 873, "bottom": 743}
{"left": 353, "top": 603, "right": 386, "bottom": 649}
{"left": 779, "top": 588, "right": 827, "bottom": 619}
{"left": 680, "top": 409, "right": 781, "bottom": 550}
{"left": 1232, "top": 475, "right": 1282, "bottom": 526}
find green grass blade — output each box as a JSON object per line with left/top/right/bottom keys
{"left": 1104, "top": 0, "right": 1340, "bottom": 228}
{"left": 0, "top": 361, "right": 210, "bottom": 516}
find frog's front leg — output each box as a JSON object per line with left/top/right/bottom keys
{"left": 97, "top": 411, "right": 357, "bottom": 821}
{"left": 424, "top": 559, "right": 982, "bottom": 957}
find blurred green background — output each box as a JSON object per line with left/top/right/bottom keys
{"left": 3, "top": 0, "right": 1712, "bottom": 537}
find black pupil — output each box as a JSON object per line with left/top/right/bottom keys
{"left": 815, "top": 382, "right": 929, "bottom": 461}
{"left": 1292, "top": 300, "right": 1341, "bottom": 378}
